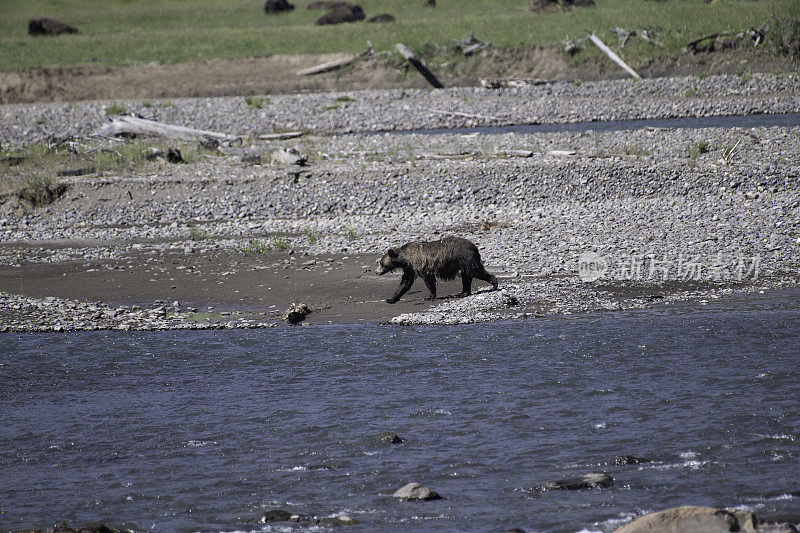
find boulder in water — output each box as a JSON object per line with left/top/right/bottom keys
{"left": 531, "top": 472, "right": 613, "bottom": 491}
{"left": 613, "top": 505, "right": 799, "bottom": 533}
{"left": 392, "top": 482, "right": 442, "bottom": 501}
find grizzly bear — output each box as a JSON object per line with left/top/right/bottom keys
{"left": 375, "top": 236, "right": 498, "bottom": 304}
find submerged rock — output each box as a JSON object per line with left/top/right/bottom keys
{"left": 613, "top": 505, "right": 799, "bottom": 533}
{"left": 532, "top": 472, "right": 614, "bottom": 491}
{"left": 317, "top": 516, "right": 359, "bottom": 526}
{"left": 392, "top": 482, "right": 443, "bottom": 501}
{"left": 254, "top": 509, "right": 293, "bottom": 522}
{"left": 378, "top": 431, "right": 405, "bottom": 443}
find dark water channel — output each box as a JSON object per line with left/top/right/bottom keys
{"left": 370, "top": 112, "right": 800, "bottom": 136}
{"left": 1, "top": 294, "right": 799, "bottom": 532}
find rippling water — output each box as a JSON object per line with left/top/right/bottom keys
{"left": 2, "top": 294, "right": 799, "bottom": 532}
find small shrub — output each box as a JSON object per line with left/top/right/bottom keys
{"left": 344, "top": 227, "right": 358, "bottom": 241}
{"left": 105, "top": 103, "right": 127, "bottom": 115}
{"left": 690, "top": 140, "right": 711, "bottom": 158}
{"left": 623, "top": 144, "right": 651, "bottom": 157}
{"left": 237, "top": 238, "right": 272, "bottom": 256}
{"left": 142, "top": 101, "right": 153, "bottom": 108}
{"left": 334, "top": 95, "right": 355, "bottom": 102}
{"left": 305, "top": 229, "right": 319, "bottom": 245}
{"left": 572, "top": 78, "right": 583, "bottom": 87}
{"left": 189, "top": 226, "right": 208, "bottom": 240}
{"left": 322, "top": 104, "right": 340, "bottom": 111}
{"left": 271, "top": 236, "right": 290, "bottom": 251}
{"left": 245, "top": 96, "right": 271, "bottom": 109}
{"left": 737, "top": 69, "right": 752, "bottom": 83}
{"left": 684, "top": 88, "right": 698, "bottom": 98}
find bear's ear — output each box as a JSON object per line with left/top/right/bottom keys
{"left": 387, "top": 247, "right": 398, "bottom": 258}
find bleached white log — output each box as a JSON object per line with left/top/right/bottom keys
{"left": 588, "top": 33, "right": 641, "bottom": 80}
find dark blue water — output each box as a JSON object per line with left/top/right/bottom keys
{"left": 2, "top": 297, "right": 799, "bottom": 533}
{"left": 368, "top": 112, "right": 800, "bottom": 136}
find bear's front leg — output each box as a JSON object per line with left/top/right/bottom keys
{"left": 387, "top": 270, "right": 416, "bottom": 303}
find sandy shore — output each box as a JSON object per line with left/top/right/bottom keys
{"left": 1, "top": 73, "right": 799, "bottom": 330}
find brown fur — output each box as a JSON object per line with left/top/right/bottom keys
{"left": 376, "top": 236, "right": 498, "bottom": 303}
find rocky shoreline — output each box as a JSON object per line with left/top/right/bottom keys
{"left": 1, "top": 73, "right": 799, "bottom": 330}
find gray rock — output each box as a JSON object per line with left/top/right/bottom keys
{"left": 532, "top": 472, "right": 614, "bottom": 491}
{"left": 613, "top": 506, "right": 799, "bottom": 533}
{"left": 392, "top": 482, "right": 443, "bottom": 501}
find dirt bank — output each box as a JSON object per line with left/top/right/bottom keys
{"left": 1, "top": 46, "right": 795, "bottom": 104}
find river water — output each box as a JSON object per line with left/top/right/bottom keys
{"left": 1, "top": 294, "right": 799, "bottom": 533}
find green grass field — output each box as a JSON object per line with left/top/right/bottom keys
{"left": 1, "top": 0, "right": 798, "bottom": 70}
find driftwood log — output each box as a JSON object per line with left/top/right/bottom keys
{"left": 96, "top": 116, "right": 237, "bottom": 142}
{"left": 395, "top": 43, "right": 444, "bottom": 89}
{"left": 297, "top": 45, "right": 373, "bottom": 76}
{"left": 588, "top": 33, "right": 641, "bottom": 79}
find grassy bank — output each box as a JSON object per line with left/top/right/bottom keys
{"left": 1, "top": 0, "right": 798, "bottom": 71}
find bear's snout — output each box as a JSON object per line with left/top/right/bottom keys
{"left": 375, "top": 265, "right": 386, "bottom": 275}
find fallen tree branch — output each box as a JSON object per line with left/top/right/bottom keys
{"left": 686, "top": 30, "right": 736, "bottom": 52}
{"left": 95, "top": 116, "right": 237, "bottom": 142}
{"left": 296, "top": 44, "right": 373, "bottom": 76}
{"left": 588, "top": 33, "right": 641, "bottom": 79}
{"left": 395, "top": 43, "right": 444, "bottom": 89}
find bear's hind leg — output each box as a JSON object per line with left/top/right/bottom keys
{"left": 387, "top": 270, "right": 415, "bottom": 303}
{"left": 459, "top": 272, "right": 472, "bottom": 297}
{"left": 474, "top": 266, "right": 499, "bottom": 290}
{"left": 422, "top": 274, "right": 437, "bottom": 300}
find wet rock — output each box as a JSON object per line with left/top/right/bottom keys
{"left": 613, "top": 506, "right": 799, "bottom": 533}
{"left": 392, "top": 482, "right": 443, "bottom": 501}
{"left": 378, "top": 431, "right": 405, "bottom": 443}
{"left": 367, "top": 13, "right": 395, "bottom": 23}
{"left": 282, "top": 302, "right": 311, "bottom": 324}
{"left": 317, "top": 516, "right": 359, "bottom": 526}
{"left": 254, "top": 509, "right": 292, "bottom": 522}
{"left": 263, "top": 0, "right": 294, "bottom": 14}
{"left": 28, "top": 18, "right": 78, "bottom": 35}
{"left": 315, "top": 4, "right": 365, "bottom": 25}
{"left": 532, "top": 472, "right": 614, "bottom": 491}
{"left": 607, "top": 455, "right": 650, "bottom": 465}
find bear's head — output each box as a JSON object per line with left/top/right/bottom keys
{"left": 375, "top": 247, "right": 401, "bottom": 275}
